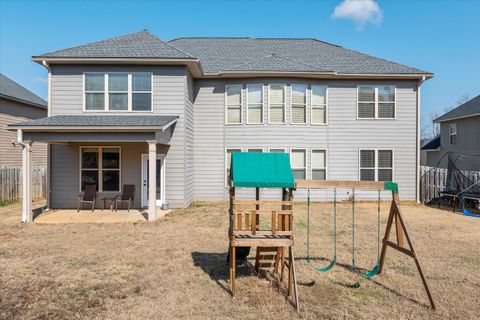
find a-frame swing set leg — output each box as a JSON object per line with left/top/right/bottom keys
{"left": 378, "top": 198, "right": 436, "bottom": 310}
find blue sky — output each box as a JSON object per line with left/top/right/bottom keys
{"left": 1, "top": 0, "right": 479, "bottom": 133}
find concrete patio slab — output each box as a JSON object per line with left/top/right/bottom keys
{"left": 34, "top": 208, "right": 172, "bottom": 224}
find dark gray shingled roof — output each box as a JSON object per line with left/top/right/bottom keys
{"left": 0, "top": 73, "right": 47, "bottom": 108}
{"left": 169, "top": 37, "right": 429, "bottom": 74}
{"left": 10, "top": 115, "right": 178, "bottom": 127}
{"left": 34, "top": 30, "right": 193, "bottom": 59}
{"left": 34, "top": 30, "right": 430, "bottom": 76}
{"left": 434, "top": 95, "right": 480, "bottom": 122}
{"left": 421, "top": 135, "right": 441, "bottom": 150}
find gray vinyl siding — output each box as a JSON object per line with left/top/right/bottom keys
{"left": 426, "top": 116, "right": 480, "bottom": 170}
{"left": 49, "top": 65, "right": 189, "bottom": 208}
{"left": 184, "top": 71, "right": 194, "bottom": 205}
{"left": 193, "top": 79, "right": 418, "bottom": 201}
{"left": 0, "top": 97, "right": 47, "bottom": 167}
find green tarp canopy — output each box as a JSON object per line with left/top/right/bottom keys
{"left": 230, "top": 152, "right": 294, "bottom": 188}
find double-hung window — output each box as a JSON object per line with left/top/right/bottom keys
{"left": 358, "top": 85, "right": 395, "bottom": 119}
{"left": 108, "top": 74, "right": 128, "bottom": 110}
{"left": 132, "top": 73, "right": 152, "bottom": 111}
{"left": 311, "top": 85, "right": 327, "bottom": 124}
{"left": 85, "top": 73, "right": 105, "bottom": 111}
{"left": 290, "top": 149, "right": 306, "bottom": 179}
{"left": 311, "top": 149, "right": 327, "bottom": 180}
{"left": 226, "top": 85, "right": 242, "bottom": 124}
{"left": 359, "top": 149, "right": 393, "bottom": 181}
{"left": 449, "top": 123, "right": 457, "bottom": 144}
{"left": 247, "top": 84, "right": 263, "bottom": 124}
{"left": 84, "top": 73, "right": 152, "bottom": 111}
{"left": 247, "top": 148, "right": 263, "bottom": 153}
{"left": 291, "top": 84, "right": 307, "bottom": 124}
{"left": 269, "top": 148, "right": 286, "bottom": 153}
{"left": 269, "top": 84, "right": 285, "bottom": 124}
{"left": 80, "top": 147, "right": 120, "bottom": 192}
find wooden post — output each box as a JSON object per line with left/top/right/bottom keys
{"left": 147, "top": 141, "right": 157, "bottom": 221}
{"left": 392, "top": 191, "right": 405, "bottom": 247}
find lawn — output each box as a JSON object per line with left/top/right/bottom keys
{"left": 0, "top": 200, "right": 479, "bottom": 319}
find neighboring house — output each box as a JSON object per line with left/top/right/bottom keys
{"left": 0, "top": 73, "right": 47, "bottom": 167}
{"left": 422, "top": 95, "right": 480, "bottom": 170}
{"left": 8, "top": 30, "right": 432, "bottom": 222}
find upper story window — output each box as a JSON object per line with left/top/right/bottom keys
{"left": 358, "top": 85, "right": 395, "bottom": 119}
{"left": 311, "top": 85, "right": 327, "bottom": 124}
{"left": 247, "top": 84, "right": 263, "bottom": 124}
{"left": 359, "top": 149, "right": 393, "bottom": 181}
{"left": 269, "top": 84, "right": 286, "bottom": 124}
{"left": 449, "top": 123, "right": 457, "bottom": 145}
{"left": 291, "top": 84, "right": 307, "bottom": 124}
{"left": 84, "top": 73, "right": 152, "bottom": 112}
{"left": 226, "top": 85, "right": 242, "bottom": 124}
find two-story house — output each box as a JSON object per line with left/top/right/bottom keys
{"left": 9, "top": 30, "right": 432, "bottom": 222}
{"left": 422, "top": 95, "right": 480, "bottom": 170}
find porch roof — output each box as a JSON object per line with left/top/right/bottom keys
{"left": 8, "top": 115, "right": 178, "bottom": 132}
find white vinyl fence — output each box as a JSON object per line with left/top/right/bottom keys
{"left": 0, "top": 166, "right": 46, "bottom": 202}
{"left": 420, "top": 166, "right": 480, "bottom": 204}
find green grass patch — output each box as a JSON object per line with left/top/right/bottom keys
{"left": 0, "top": 199, "right": 19, "bottom": 207}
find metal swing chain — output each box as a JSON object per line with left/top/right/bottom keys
{"left": 333, "top": 188, "right": 337, "bottom": 258}
{"left": 377, "top": 189, "right": 381, "bottom": 262}
{"left": 352, "top": 189, "right": 356, "bottom": 266}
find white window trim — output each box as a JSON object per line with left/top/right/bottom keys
{"left": 449, "top": 123, "right": 457, "bottom": 144}
{"left": 356, "top": 85, "right": 396, "bottom": 120}
{"left": 225, "top": 147, "right": 243, "bottom": 187}
{"left": 289, "top": 148, "right": 307, "bottom": 179}
{"left": 268, "top": 147, "right": 287, "bottom": 153}
{"left": 358, "top": 149, "right": 395, "bottom": 182}
{"left": 83, "top": 72, "right": 153, "bottom": 112}
{"left": 311, "top": 148, "right": 328, "bottom": 180}
{"left": 246, "top": 84, "right": 264, "bottom": 125}
{"left": 268, "top": 83, "right": 286, "bottom": 124}
{"left": 225, "top": 84, "right": 243, "bottom": 125}
{"left": 311, "top": 85, "right": 328, "bottom": 125}
{"left": 290, "top": 83, "right": 308, "bottom": 125}
{"left": 79, "top": 146, "right": 121, "bottom": 193}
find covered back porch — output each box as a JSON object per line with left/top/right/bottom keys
{"left": 8, "top": 115, "right": 178, "bottom": 223}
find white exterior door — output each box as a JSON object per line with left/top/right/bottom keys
{"left": 141, "top": 154, "right": 165, "bottom": 208}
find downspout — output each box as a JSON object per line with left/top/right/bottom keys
{"left": 42, "top": 60, "right": 52, "bottom": 208}
{"left": 416, "top": 76, "right": 426, "bottom": 203}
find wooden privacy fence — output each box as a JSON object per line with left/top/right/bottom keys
{"left": 0, "top": 166, "right": 46, "bottom": 202}
{"left": 420, "top": 166, "right": 480, "bottom": 204}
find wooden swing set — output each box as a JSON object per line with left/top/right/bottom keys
{"left": 227, "top": 153, "right": 435, "bottom": 312}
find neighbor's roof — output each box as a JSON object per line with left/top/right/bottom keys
{"left": 34, "top": 30, "right": 193, "bottom": 59}
{"left": 421, "top": 135, "right": 441, "bottom": 151}
{"left": 33, "top": 30, "right": 431, "bottom": 76}
{"left": 9, "top": 115, "right": 178, "bottom": 129}
{"left": 230, "top": 152, "right": 294, "bottom": 188}
{"left": 0, "top": 73, "right": 47, "bottom": 108}
{"left": 169, "top": 37, "right": 429, "bottom": 75}
{"left": 434, "top": 95, "right": 480, "bottom": 122}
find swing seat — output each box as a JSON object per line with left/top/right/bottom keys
{"left": 308, "top": 258, "right": 336, "bottom": 273}
{"left": 353, "top": 263, "right": 380, "bottom": 279}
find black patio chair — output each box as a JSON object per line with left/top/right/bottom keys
{"left": 114, "top": 184, "right": 135, "bottom": 212}
{"left": 77, "top": 184, "right": 97, "bottom": 212}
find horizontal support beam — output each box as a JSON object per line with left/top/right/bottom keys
{"left": 384, "top": 240, "right": 415, "bottom": 258}
{"left": 295, "top": 179, "right": 386, "bottom": 190}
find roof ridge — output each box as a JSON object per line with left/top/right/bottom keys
{"left": 143, "top": 30, "right": 195, "bottom": 58}
{"left": 34, "top": 30, "right": 150, "bottom": 57}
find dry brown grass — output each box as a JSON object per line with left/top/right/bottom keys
{"left": 1, "top": 200, "right": 479, "bottom": 319}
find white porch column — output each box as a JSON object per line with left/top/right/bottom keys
{"left": 21, "top": 142, "right": 33, "bottom": 223}
{"left": 147, "top": 140, "right": 157, "bottom": 221}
